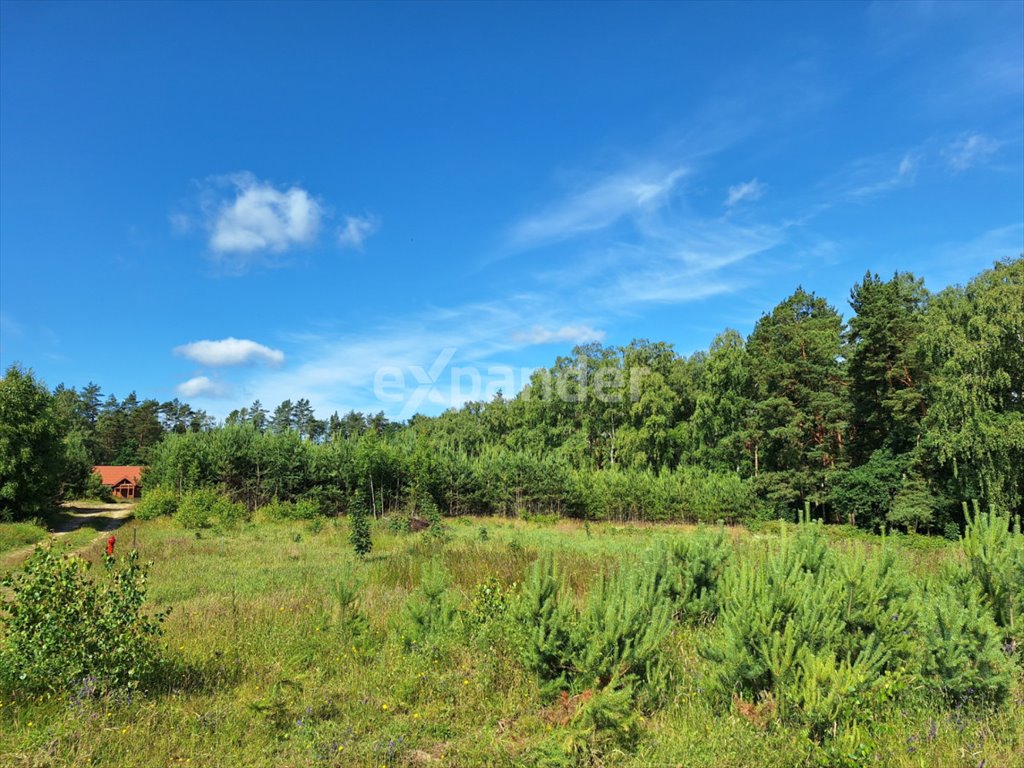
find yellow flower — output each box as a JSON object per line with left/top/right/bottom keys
{"left": 381, "top": 704, "right": 388, "bottom": 710}
{"left": 413, "top": 713, "right": 420, "bottom": 719}
{"left": 463, "top": 679, "right": 469, "bottom": 685}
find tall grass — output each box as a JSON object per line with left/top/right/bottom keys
{"left": 1, "top": 516, "right": 1021, "bottom": 767}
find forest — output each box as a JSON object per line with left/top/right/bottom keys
{"left": 2, "top": 257, "right": 1021, "bottom": 532}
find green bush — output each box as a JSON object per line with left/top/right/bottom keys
{"left": 348, "top": 494, "right": 372, "bottom": 557}
{"left": 575, "top": 562, "right": 673, "bottom": 697}
{"left": 134, "top": 486, "right": 179, "bottom": 520}
{"left": 513, "top": 553, "right": 578, "bottom": 693}
{"left": 83, "top": 471, "right": 115, "bottom": 503}
{"left": 701, "top": 520, "right": 919, "bottom": 736}
{"left": 652, "top": 527, "right": 733, "bottom": 623}
{"left": 260, "top": 497, "right": 321, "bottom": 521}
{"left": 957, "top": 508, "right": 1023, "bottom": 652}
{"left": 922, "top": 584, "right": 1013, "bottom": 705}
{"left": 174, "top": 488, "right": 248, "bottom": 530}
{"left": 402, "top": 558, "right": 460, "bottom": 647}
{"left": 0, "top": 547, "right": 166, "bottom": 693}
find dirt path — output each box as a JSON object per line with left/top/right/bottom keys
{"left": 1, "top": 504, "right": 135, "bottom": 570}
{"left": 52, "top": 503, "right": 136, "bottom": 535}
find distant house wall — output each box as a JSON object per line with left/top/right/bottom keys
{"left": 92, "top": 466, "right": 145, "bottom": 500}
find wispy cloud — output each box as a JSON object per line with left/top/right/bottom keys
{"left": 338, "top": 214, "right": 380, "bottom": 250}
{"left": 243, "top": 297, "right": 569, "bottom": 417}
{"left": 176, "top": 376, "right": 231, "bottom": 398}
{"left": 505, "top": 167, "right": 687, "bottom": 250}
{"left": 844, "top": 152, "right": 920, "bottom": 199}
{"left": 513, "top": 325, "right": 605, "bottom": 345}
{"left": 725, "top": 178, "right": 765, "bottom": 206}
{"left": 0, "top": 312, "right": 23, "bottom": 339}
{"left": 942, "top": 133, "right": 1002, "bottom": 173}
{"left": 174, "top": 337, "right": 285, "bottom": 367}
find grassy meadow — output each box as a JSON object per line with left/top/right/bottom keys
{"left": 1, "top": 515, "right": 1022, "bottom": 768}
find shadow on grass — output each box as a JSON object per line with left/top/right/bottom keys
{"left": 146, "top": 652, "right": 246, "bottom": 697}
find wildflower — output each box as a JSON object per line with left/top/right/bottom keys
{"left": 106, "top": 536, "right": 116, "bottom": 556}
{"left": 381, "top": 704, "right": 388, "bottom": 710}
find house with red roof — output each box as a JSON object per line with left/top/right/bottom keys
{"left": 92, "top": 466, "right": 145, "bottom": 499}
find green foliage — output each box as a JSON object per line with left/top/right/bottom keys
{"left": 956, "top": 508, "right": 1024, "bottom": 651}
{"left": 746, "top": 288, "right": 850, "bottom": 512}
{"left": 402, "top": 558, "right": 460, "bottom": 647}
{"left": 575, "top": 562, "right": 673, "bottom": 696}
{"left": 919, "top": 257, "right": 1024, "bottom": 511}
{"left": 82, "top": 470, "right": 114, "bottom": 502}
{"left": 331, "top": 561, "right": 369, "bottom": 637}
{"left": 347, "top": 493, "right": 372, "bottom": 557}
{"left": 174, "top": 488, "right": 248, "bottom": 530}
{"left": 514, "top": 553, "right": 578, "bottom": 691}
{"left": 0, "top": 366, "right": 65, "bottom": 521}
{"left": 701, "top": 520, "right": 919, "bottom": 735}
{"left": 846, "top": 271, "right": 928, "bottom": 461}
{"left": 652, "top": 527, "right": 733, "bottom": 623}
{"left": 421, "top": 494, "right": 448, "bottom": 542}
{"left": 0, "top": 547, "right": 166, "bottom": 693}
{"left": 468, "top": 575, "right": 509, "bottom": 628}
{"left": 133, "top": 485, "right": 179, "bottom": 520}
{"left": 259, "top": 497, "right": 321, "bottom": 521}
{"left": 921, "top": 584, "right": 1013, "bottom": 705}
{"left": 887, "top": 473, "right": 940, "bottom": 532}
{"left": 829, "top": 449, "right": 907, "bottom": 529}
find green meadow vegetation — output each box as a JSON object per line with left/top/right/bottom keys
{"left": 1, "top": 508, "right": 1021, "bottom": 767}
{"left": 1, "top": 259, "right": 1022, "bottom": 766}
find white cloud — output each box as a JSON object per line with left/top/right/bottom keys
{"left": 943, "top": 133, "right": 1002, "bottom": 172}
{"left": 513, "top": 325, "right": 606, "bottom": 345}
{"left": 725, "top": 178, "right": 765, "bottom": 206}
{"left": 506, "top": 167, "right": 687, "bottom": 250}
{"left": 205, "top": 172, "right": 322, "bottom": 255}
{"left": 846, "top": 152, "right": 919, "bottom": 199}
{"left": 174, "top": 337, "right": 285, "bottom": 367}
{"left": 176, "top": 376, "right": 230, "bottom": 398}
{"left": 338, "top": 214, "right": 380, "bottom": 249}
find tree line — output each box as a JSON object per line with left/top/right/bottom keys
{"left": 2, "top": 257, "right": 1020, "bottom": 529}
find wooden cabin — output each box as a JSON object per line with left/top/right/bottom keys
{"left": 92, "top": 466, "right": 145, "bottom": 499}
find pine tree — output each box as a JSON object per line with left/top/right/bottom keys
{"left": 348, "top": 493, "right": 372, "bottom": 558}
{"left": 847, "top": 271, "right": 928, "bottom": 462}
{"left": 746, "top": 288, "right": 850, "bottom": 515}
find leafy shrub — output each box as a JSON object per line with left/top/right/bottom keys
{"left": 260, "top": 497, "right": 321, "bottom": 521}
{"left": 0, "top": 547, "right": 166, "bottom": 693}
{"left": 469, "top": 576, "right": 509, "bottom": 627}
{"left": 174, "top": 488, "right": 248, "bottom": 530}
{"left": 421, "top": 495, "right": 448, "bottom": 542}
{"left": 386, "top": 513, "right": 412, "bottom": 534}
{"left": 83, "top": 471, "right": 114, "bottom": 503}
{"left": 514, "top": 551, "right": 675, "bottom": 705}
{"left": 134, "top": 486, "right": 179, "bottom": 520}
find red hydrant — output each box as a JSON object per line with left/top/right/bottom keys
{"left": 106, "top": 535, "right": 116, "bottom": 556}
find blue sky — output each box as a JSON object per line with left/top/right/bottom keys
{"left": 1, "top": 1, "right": 1021, "bottom": 420}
